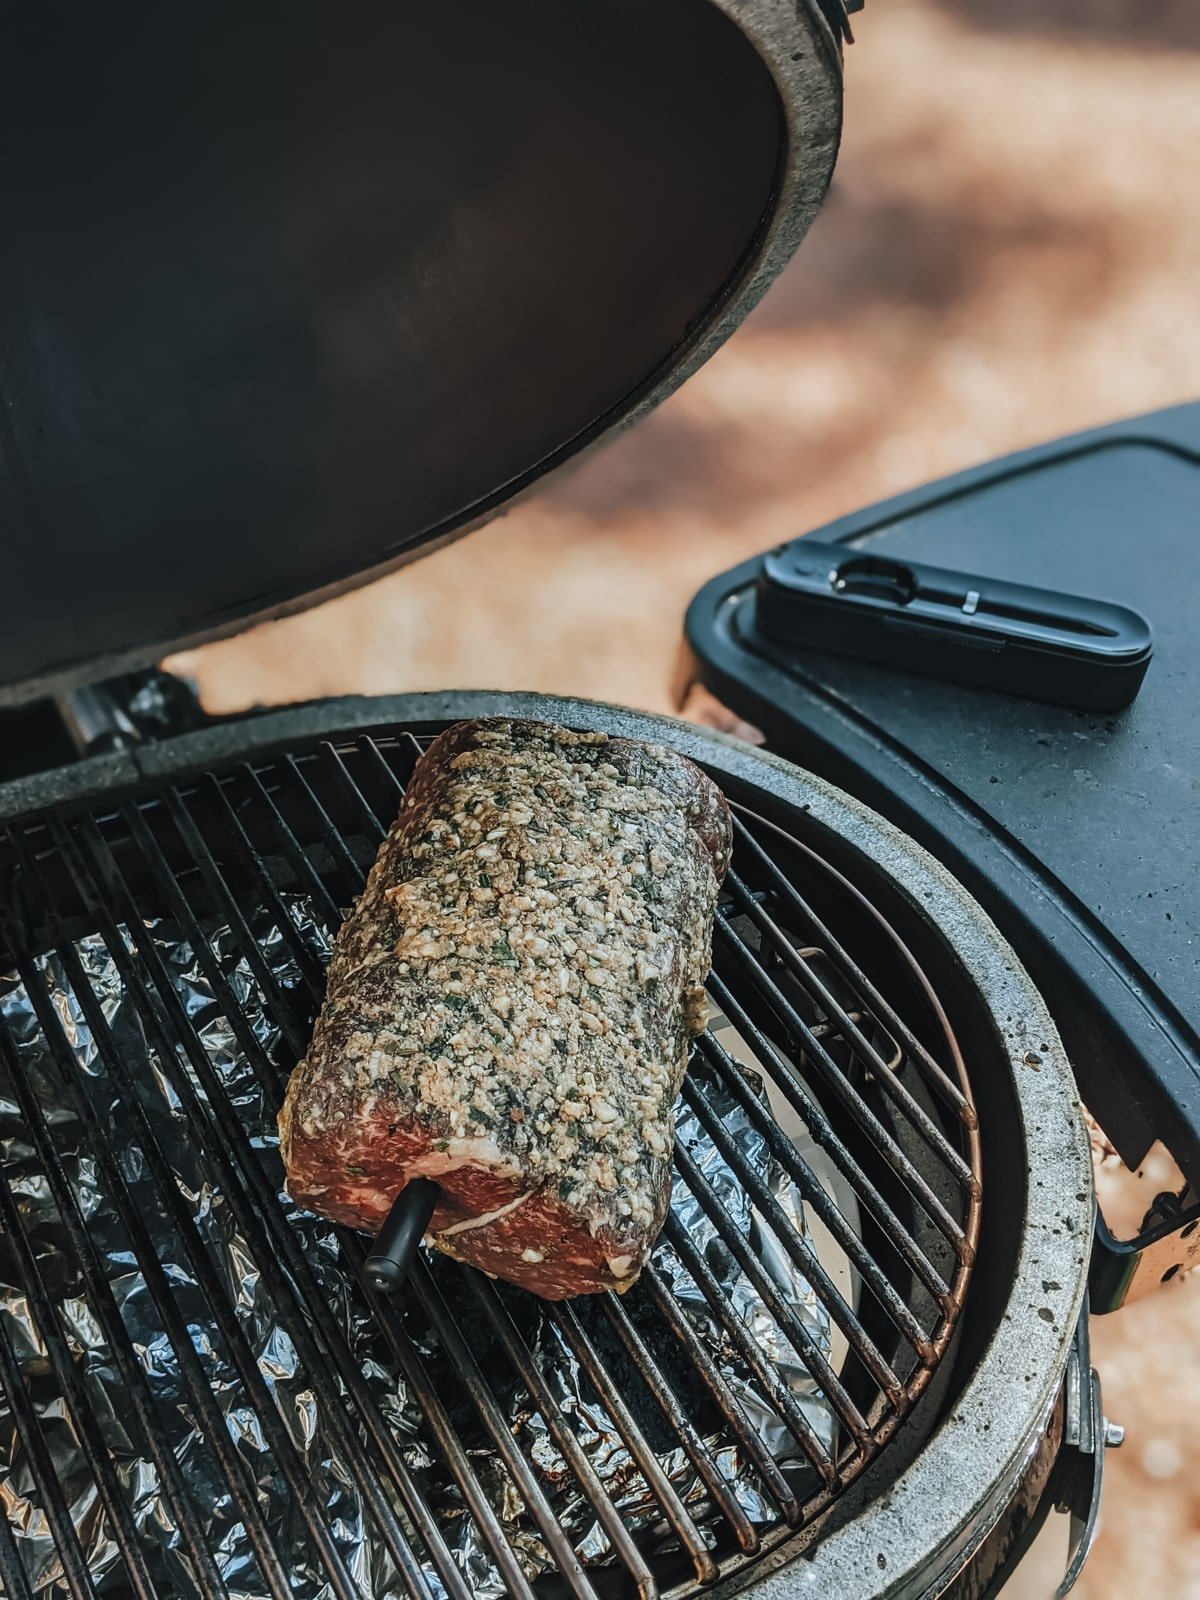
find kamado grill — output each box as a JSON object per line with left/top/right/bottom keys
{"left": 0, "top": 3, "right": 1185, "bottom": 1597}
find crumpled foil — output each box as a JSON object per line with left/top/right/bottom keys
{"left": 0, "top": 897, "right": 836, "bottom": 1598}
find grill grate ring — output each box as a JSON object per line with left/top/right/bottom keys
{"left": 0, "top": 725, "right": 982, "bottom": 1599}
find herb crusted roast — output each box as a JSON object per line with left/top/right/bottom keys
{"left": 279, "top": 717, "right": 731, "bottom": 1299}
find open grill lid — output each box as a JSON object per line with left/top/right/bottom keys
{"left": 0, "top": 0, "right": 842, "bottom": 707}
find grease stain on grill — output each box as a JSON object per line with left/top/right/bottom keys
{"left": 0, "top": 730, "right": 981, "bottom": 1600}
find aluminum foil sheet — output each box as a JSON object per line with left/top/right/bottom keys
{"left": 0, "top": 896, "right": 835, "bottom": 1598}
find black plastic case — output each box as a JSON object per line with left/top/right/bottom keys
{"left": 683, "top": 402, "right": 1200, "bottom": 1189}
{"left": 754, "top": 541, "right": 1152, "bottom": 711}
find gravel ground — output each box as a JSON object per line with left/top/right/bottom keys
{"left": 176, "top": 3, "right": 1200, "bottom": 1592}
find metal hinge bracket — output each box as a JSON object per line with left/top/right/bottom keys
{"left": 1090, "top": 1186, "right": 1200, "bottom": 1313}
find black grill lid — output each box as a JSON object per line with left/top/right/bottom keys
{"left": 0, "top": 1, "right": 841, "bottom": 706}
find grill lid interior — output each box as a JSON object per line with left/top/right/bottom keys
{"left": 0, "top": 0, "right": 841, "bottom": 707}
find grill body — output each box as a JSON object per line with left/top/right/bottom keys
{"left": 0, "top": 693, "right": 1093, "bottom": 1599}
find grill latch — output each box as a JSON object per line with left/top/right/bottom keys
{"left": 1054, "top": 1309, "right": 1123, "bottom": 1597}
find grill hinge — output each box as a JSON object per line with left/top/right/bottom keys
{"left": 1089, "top": 1185, "right": 1200, "bottom": 1312}
{"left": 54, "top": 668, "right": 210, "bottom": 757}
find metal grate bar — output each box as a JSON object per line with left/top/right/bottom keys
{"left": 199, "top": 772, "right": 327, "bottom": 1001}
{"left": 597, "top": 1290, "right": 761, "bottom": 1555}
{"left": 706, "top": 972, "right": 954, "bottom": 1312}
{"left": 548, "top": 1300, "right": 721, "bottom": 1586}
{"left": 283, "top": 754, "right": 368, "bottom": 891}
{"left": 0, "top": 1164, "right": 163, "bottom": 1600}
{"left": 460, "top": 1272, "right": 661, "bottom": 1600}
{"left": 688, "top": 1039, "right": 934, "bottom": 1359}
{"left": 408, "top": 1258, "right": 604, "bottom": 1600}
{"left": 0, "top": 997, "right": 232, "bottom": 1600}
{"left": 0, "top": 1166, "right": 109, "bottom": 1600}
{"left": 131, "top": 793, "right": 311, "bottom": 1043}
{"left": 8, "top": 950, "right": 310, "bottom": 1600}
{"left": 5, "top": 830, "right": 355, "bottom": 1600}
{"left": 0, "top": 1484, "right": 37, "bottom": 1600}
{"left": 274, "top": 763, "right": 381, "bottom": 918}
{"left": 320, "top": 740, "right": 395, "bottom": 842}
{"left": 18, "top": 825, "right": 419, "bottom": 1600}
{"left": 671, "top": 1142, "right": 872, "bottom": 1439}
{"left": 53, "top": 813, "right": 455, "bottom": 1600}
{"left": 156, "top": 788, "right": 312, "bottom": 1059}
{"left": 724, "top": 869, "right": 975, "bottom": 1190}
{"left": 730, "top": 814, "right": 974, "bottom": 1123}
{"left": 714, "top": 910, "right": 966, "bottom": 1254}
{"left": 363, "top": 730, "right": 427, "bottom": 797}
{"left": 681, "top": 1070, "right": 926, "bottom": 1371}
{"left": 661, "top": 1211, "right": 838, "bottom": 1487}
{"left": 637, "top": 1266, "right": 802, "bottom": 1524}
{"left": 350, "top": 1259, "right": 542, "bottom": 1600}
{"left": 236, "top": 763, "right": 343, "bottom": 929}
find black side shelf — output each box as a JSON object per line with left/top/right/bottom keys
{"left": 684, "top": 401, "right": 1200, "bottom": 1202}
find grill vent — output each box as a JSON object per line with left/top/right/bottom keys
{"left": 0, "top": 729, "right": 980, "bottom": 1600}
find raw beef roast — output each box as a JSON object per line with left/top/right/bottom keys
{"left": 279, "top": 717, "right": 731, "bottom": 1298}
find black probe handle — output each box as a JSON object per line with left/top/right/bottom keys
{"left": 362, "top": 1179, "right": 438, "bottom": 1295}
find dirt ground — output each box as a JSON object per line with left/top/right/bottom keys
{"left": 176, "top": 3, "right": 1200, "bottom": 1593}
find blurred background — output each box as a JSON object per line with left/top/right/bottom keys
{"left": 171, "top": 1, "right": 1200, "bottom": 1591}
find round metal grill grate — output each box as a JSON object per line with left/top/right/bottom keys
{"left": 0, "top": 722, "right": 982, "bottom": 1600}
